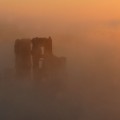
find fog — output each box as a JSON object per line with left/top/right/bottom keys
{"left": 0, "top": 20, "right": 120, "bottom": 120}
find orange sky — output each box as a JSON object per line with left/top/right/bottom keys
{"left": 0, "top": 0, "right": 120, "bottom": 46}
{"left": 0, "top": 0, "right": 120, "bottom": 23}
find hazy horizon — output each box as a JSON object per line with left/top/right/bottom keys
{"left": 1, "top": 0, "right": 120, "bottom": 120}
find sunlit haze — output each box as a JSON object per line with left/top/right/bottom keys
{"left": 1, "top": 1, "right": 120, "bottom": 120}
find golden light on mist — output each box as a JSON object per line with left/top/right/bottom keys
{"left": 0, "top": 0, "right": 120, "bottom": 23}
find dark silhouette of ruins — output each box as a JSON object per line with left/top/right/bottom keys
{"left": 14, "top": 37, "right": 66, "bottom": 91}
{"left": 14, "top": 39, "right": 32, "bottom": 78}
{"left": 31, "top": 37, "right": 53, "bottom": 79}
